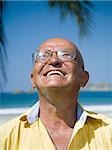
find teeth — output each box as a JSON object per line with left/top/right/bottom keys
{"left": 47, "top": 71, "right": 64, "bottom": 76}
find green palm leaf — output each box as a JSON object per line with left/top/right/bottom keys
{"left": 0, "top": 1, "right": 8, "bottom": 90}
{"left": 48, "top": 0, "right": 94, "bottom": 37}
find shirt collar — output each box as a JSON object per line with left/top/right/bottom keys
{"left": 25, "top": 101, "right": 111, "bottom": 125}
{"left": 78, "top": 103, "right": 112, "bottom": 125}
{"left": 27, "top": 101, "right": 40, "bottom": 124}
{"left": 26, "top": 101, "right": 85, "bottom": 125}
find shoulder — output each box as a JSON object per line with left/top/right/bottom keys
{"left": 79, "top": 104, "right": 112, "bottom": 125}
{"left": 0, "top": 112, "right": 36, "bottom": 149}
{"left": 0, "top": 113, "right": 29, "bottom": 145}
{"left": 86, "top": 110, "right": 112, "bottom": 124}
{"left": 0, "top": 101, "right": 40, "bottom": 137}
{"left": 0, "top": 114, "right": 25, "bottom": 136}
{"left": 85, "top": 110, "right": 112, "bottom": 134}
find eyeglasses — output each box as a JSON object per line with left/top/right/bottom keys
{"left": 32, "top": 49, "right": 76, "bottom": 63}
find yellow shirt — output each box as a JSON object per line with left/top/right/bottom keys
{"left": 0, "top": 102, "right": 112, "bottom": 150}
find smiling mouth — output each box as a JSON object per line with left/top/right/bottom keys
{"left": 44, "top": 70, "right": 66, "bottom": 77}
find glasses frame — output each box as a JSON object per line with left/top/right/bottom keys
{"left": 32, "top": 49, "right": 77, "bottom": 63}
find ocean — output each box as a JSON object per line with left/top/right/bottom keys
{"left": 0, "top": 91, "right": 112, "bottom": 117}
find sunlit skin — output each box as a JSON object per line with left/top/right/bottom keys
{"left": 31, "top": 38, "right": 89, "bottom": 150}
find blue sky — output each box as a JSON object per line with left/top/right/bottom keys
{"left": 3, "top": 1, "right": 112, "bottom": 92}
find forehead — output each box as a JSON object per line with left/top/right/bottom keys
{"left": 39, "top": 38, "right": 76, "bottom": 51}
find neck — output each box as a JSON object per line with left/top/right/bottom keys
{"left": 39, "top": 89, "right": 78, "bottom": 128}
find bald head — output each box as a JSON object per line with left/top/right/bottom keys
{"left": 39, "top": 38, "right": 75, "bottom": 51}
{"left": 39, "top": 38, "right": 85, "bottom": 70}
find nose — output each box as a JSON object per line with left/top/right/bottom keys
{"left": 48, "top": 52, "right": 62, "bottom": 67}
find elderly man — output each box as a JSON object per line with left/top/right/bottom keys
{"left": 0, "top": 38, "right": 112, "bottom": 150}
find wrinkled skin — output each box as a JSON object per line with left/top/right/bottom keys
{"left": 31, "top": 38, "right": 89, "bottom": 98}
{"left": 31, "top": 38, "right": 89, "bottom": 150}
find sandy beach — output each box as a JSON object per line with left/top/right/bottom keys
{"left": 0, "top": 107, "right": 29, "bottom": 125}
{"left": 0, "top": 105, "right": 112, "bottom": 125}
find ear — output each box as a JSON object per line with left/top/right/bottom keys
{"left": 80, "top": 71, "right": 89, "bottom": 87}
{"left": 31, "top": 73, "right": 36, "bottom": 88}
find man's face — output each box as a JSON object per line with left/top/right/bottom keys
{"left": 31, "top": 38, "right": 88, "bottom": 92}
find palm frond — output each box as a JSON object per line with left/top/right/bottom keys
{"left": 48, "top": 0, "right": 94, "bottom": 38}
{"left": 0, "top": 1, "right": 8, "bottom": 91}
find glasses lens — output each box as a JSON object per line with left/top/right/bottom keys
{"left": 32, "top": 49, "right": 76, "bottom": 63}
{"left": 33, "top": 50, "right": 51, "bottom": 62}
{"left": 39, "top": 51, "right": 51, "bottom": 61}
{"left": 58, "top": 50, "right": 76, "bottom": 61}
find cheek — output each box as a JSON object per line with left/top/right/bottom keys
{"left": 68, "top": 65, "right": 81, "bottom": 83}
{"left": 71, "top": 71, "right": 80, "bottom": 82}
{"left": 33, "top": 73, "right": 43, "bottom": 89}
{"left": 34, "top": 62, "right": 43, "bottom": 72}
{"left": 32, "top": 63, "right": 44, "bottom": 86}
{"left": 33, "top": 62, "right": 46, "bottom": 76}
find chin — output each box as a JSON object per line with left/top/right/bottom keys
{"left": 44, "top": 83, "right": 69, "bottom": 89}
{"left": 46, "top": 84, "right": 64, "bottom": 88}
